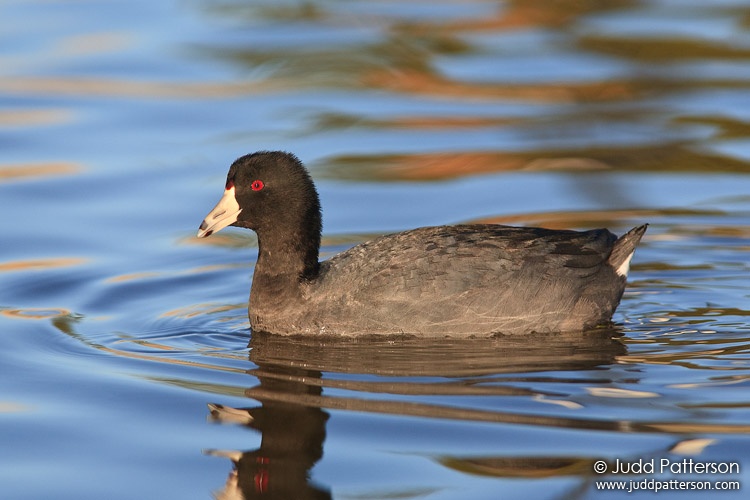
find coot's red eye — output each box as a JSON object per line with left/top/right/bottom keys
{"left": 251, "top": 180, "right": 264, "bottom": 191}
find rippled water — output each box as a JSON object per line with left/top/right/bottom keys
{"left": 2, "top": 1, "right": 750, "bottom": 498}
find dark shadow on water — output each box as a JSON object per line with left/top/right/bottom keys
{"left": 204, "top": 329, "right": 626, "bottom": 499}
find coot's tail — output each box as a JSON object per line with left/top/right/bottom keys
{"left": 609, "top": 224, "right": 648, "bottom": 278}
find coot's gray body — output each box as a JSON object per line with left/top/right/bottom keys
{"left": 198, "top": 151, "right": 646, "bottom": 337}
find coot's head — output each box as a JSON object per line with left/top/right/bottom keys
{"left": 197, "top": 151, "right": 322, "bottom": 242}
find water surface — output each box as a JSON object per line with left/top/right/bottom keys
{"left": 2, "top": 1, "right": 750, "bottom": 498}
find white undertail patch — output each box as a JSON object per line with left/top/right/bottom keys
{"left": 616, "top": 251, "right": 634, "bottom": 277}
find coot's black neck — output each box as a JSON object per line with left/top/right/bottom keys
{"left": 252, "top": 201, "right": 322, "bottom": 284}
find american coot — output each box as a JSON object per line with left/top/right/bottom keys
{"left": 197, "top": 151, "right": 647, "bottom": 337}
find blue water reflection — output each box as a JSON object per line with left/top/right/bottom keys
{"left": 1, "top": 0, "right": 750, "bottom": 498}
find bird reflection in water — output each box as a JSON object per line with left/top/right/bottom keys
{"left": 205, "top": 362, "right": 331, "bottom": 500}
{"left": 205, "top": 329, "right": 627, "bottom": 499}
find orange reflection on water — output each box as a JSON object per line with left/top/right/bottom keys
{"left": 0, "top": 162, "right": 82, "bottom": 183}
{"left": 0, "top": 402, "right": 30, "bottom": 413}
{"left": 0, "top": 109, "right": 73, "bottom": 128}
{"left": 0, "top": 257, "right": 87, "bottom": 273}
{"left": 159, "top": 303, "right": 245, "bottom": 319}
{"left": 470, "top": 208, "right": 667, "bottom": 230}
{"left": 0, "top": 77, "right": 260, "bottom": 100}
{"left": 327, "top": 151, "right": 612, "bottom": 181}
{"left": 105, "top": 271, "right": 161, "bottom": 283}
{"left": 328, "top": 152, "right": 525, "bottom": 181}
{"left": 315, "top": 113, "right": 520, "bottom": 130}
{"left": 365, "top": 69, "right": 633, "bottom": 102}
{"left": 1, "top": 307, "right": 72, "bottom": 320}
{"left": 106, "top": 263, "right": 248, "bottom": 284}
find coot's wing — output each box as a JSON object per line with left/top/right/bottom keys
{"left": 311, "top": 225, "right": 620, "bottom": 334}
